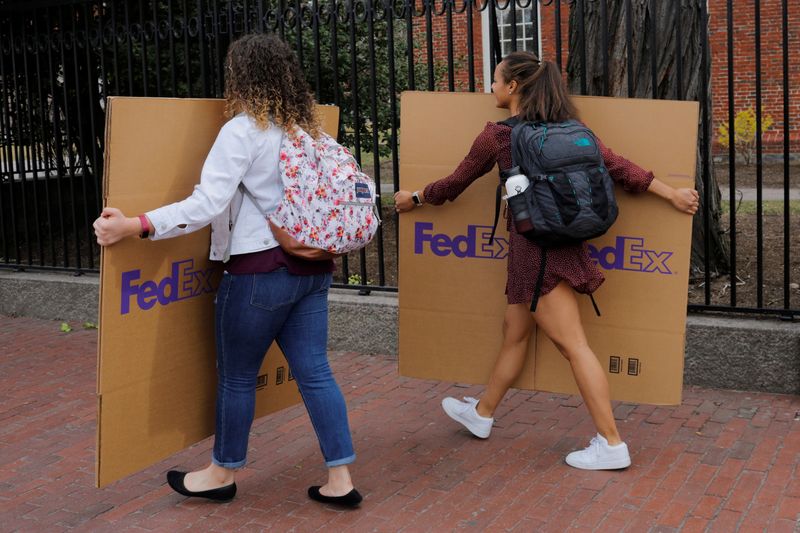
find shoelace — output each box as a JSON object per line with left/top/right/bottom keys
{"left": 586, "top": 436, "right": 601, "bottom": 458}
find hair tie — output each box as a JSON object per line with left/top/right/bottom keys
{"left": 532, "top": 60, "right": 546, "bottom": 78}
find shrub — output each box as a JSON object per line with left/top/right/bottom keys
{"left": 717, "top": 109, "right": 774, "bottom": 165}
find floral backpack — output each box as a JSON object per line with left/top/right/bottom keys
{"left": 266, "top": 127, "right": 380, "bottom": 256}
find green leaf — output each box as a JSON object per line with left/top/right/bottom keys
{"left": 83, "top": 322, "right": 98, "bottom": 330}
{"left": 60, "top": 322, "right": 72, "bottom": 333}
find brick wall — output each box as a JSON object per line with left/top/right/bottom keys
{"left": 539, "top": 1, "right": 571, "bottom": 67}
{"left": 410, "top": 2, "right": 571, "bottom": 92}
{"left": 416, "top": 0, "right": 798, "bottom": 156}
{"left": 708, "top": 0, "right": 800, "bottom": 155}
{"left": 412, "top": 2, "right": 484, "bottom": 91}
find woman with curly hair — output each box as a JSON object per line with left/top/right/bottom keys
{"left": 93, "top": 33, "right": 361, "bottom": 507}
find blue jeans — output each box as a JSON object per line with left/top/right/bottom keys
{"left": 211, "top": 269, "right": 355, "bottom": 469}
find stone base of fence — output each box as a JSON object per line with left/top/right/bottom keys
{"left": 1, "top": 270, "right": 797, "bottom": 395}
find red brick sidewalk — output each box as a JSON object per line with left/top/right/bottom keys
{"left": 1, "top": 316, "right": 799, "bottom": 532}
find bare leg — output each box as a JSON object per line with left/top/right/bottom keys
{"left": 320, "top": 465, "right": 354, "bottom": 497}
{"left": 183, "top": 463, "right": 236, "bottom": 491}
{"left": 182, "top": 461, "right": 353, "bottom": 497}
{"left": 531, "top": 282, "right": 621, "bottom": 445}
{"left": 475, "top": 303, "right": 534, "bottom": 418}
{"left": 183, "top": 463, "right": 353, "bottom": 496}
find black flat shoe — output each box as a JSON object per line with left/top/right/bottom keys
{"left": 166, "top": 470, "right": 237, "bottom": 502}
{"left": 307, "top": 486, "right": 363, "bottom": 507}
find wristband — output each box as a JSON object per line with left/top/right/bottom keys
{"left": 412, "top": 191, "right": 423, "bottom": 206}
{"left": 138, "top": 214, "right": 151, "bottom": 239}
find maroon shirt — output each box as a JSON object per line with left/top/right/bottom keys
{"left": 423, "top": 121, "right": 654, "bottom": 304}
{"left": 225, "top": 246, "right": 335, "bottom": 275}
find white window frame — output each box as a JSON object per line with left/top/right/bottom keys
{"left": 481, "top": 1, "right": 543, "bottom": 92}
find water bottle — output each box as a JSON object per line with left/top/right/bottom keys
{"left": 500, "top": 166, "right": 534, "bottom": 234}
{"left": 501, "top": 166, "right": 529, "bottom": 197}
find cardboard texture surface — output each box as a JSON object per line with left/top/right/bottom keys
{"left": 398, "top": 92, "right": 697, "bottom": 406}
{"left": 97, "top": 98, "right": 339, "bottom": 487}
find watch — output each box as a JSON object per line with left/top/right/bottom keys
{"left": 411, "top": 191, "right": 423, "bottom": 206}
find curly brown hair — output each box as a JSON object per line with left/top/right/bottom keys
{"left": 224, "top": 33, "right": 320, "bottom": 137}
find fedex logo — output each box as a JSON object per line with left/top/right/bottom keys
{"left": 120, "top": 259, "right": 216, "bottom": 315}
{"left": 588, "top": 236, "right": 673, "bottom": 274}
{"left": 414, "top": 222, "right": 508, "bottom": 260}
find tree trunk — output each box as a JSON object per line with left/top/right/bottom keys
{"left": 566, "top": 0, "right": 729, "bottom": 278}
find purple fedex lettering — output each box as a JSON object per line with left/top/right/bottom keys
{"left": 120, "top": 270, "right": 141, "bottom": 315}
{"left": 415, "top": 222, "right": 474, "bottom": 257}
{"left": 120, "top": 259, "right": 216, "bottom": 315}
{"left": 176, "top": 259, "right": 196, "bottom": 300}
{"left": 475, "top": 226, "right": 508, "bottom": 259}
{"left": 621, "top": 237, "right": 644, "bottom": 270}
{"left": 414, "top": 222, "right": 507, "bottom": 259}
{"left": 588, "top": 236, "right": 673, "bottom": 274}
{"left": 138, "top": 280, "right": 159, "bottom": 310}
{"left": 643, "top": 250, "right": 673, "bottom": 274}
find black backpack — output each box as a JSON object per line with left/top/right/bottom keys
{"left": 490, "top": 117, "right": 618, "bottom": 313}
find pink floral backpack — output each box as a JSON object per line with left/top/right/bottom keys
{"left": 267, "top": 127, "right": 380, "bottom": 256}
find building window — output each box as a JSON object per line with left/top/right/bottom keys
{"left": 498, "top": 5, "right": 538, "bottom": 56}
{"left": 482, "top": 3, "right": 541, "bottom": 92}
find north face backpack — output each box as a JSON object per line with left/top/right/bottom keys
{"left": 264, "top": 127, "right": 380, "bottom": 256}
{"left": 490, "top": 118, "right": 618, "bottom": 312}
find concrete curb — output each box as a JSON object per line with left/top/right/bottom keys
{"left": 0, "top": 269, "right": 398, "bottom": 353}
{"left": 1, "top": 270, "right": 797, "bottom": 394}
{"left": 685, "top": 315, "right": 799, "bottom": 395}
{"left": 0, "top": 270, "right": 101, "bottom": 324}
{"left": 719, "top": 186, "right": 800, "bottom": 201}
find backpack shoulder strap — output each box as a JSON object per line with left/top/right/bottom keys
{"left": 508, "top": 121, "right": 523, "bottom": 168}
{"left": 488, "top": 118, "right": 526, "bottom": 245}
{"left": 488, "top": 181, "right": 504, "bottom": 246}
{"left": 497, "top": 116, "right": 520, "bottom": 128}
{"left": 240, "top": 183, "right": 266, "bottom": 216}
{"left": 530, "top": 247, "right": 547, "bottom": 312}
{"left": 244, "top": 129, "right": 289, "bottom": 217}
{"left": 588, "top": 293, "right": 602, "bottom": 317}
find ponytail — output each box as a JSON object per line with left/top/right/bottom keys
{"left": 501, "top": 52, "right": 578, "bottom": 123}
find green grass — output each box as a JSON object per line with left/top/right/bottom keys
{"left": 357, "top": 151, "right": 375, "bottom": 169}
{"left": 721, "top": 200, "right": 800, "bottom": 216}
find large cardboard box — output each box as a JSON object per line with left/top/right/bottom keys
{"left": 97, "top": 98, "right": 339, "bottom": 487}
{"left": 398, "top": 92, "right": 697, "bottom": 406}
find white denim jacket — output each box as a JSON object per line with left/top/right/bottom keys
{"left": 146, "top": 114, "right": 285, "bottom": 261}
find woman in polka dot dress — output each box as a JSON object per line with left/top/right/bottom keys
{"left": 395, "top": 51, "right": 699, "bottom": 470}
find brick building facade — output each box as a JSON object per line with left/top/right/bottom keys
{"left": 415, "top": 0, "right": 798, "bottom": 156}
{"left": 707, "top": 0, "right": 799, "bottom": 155}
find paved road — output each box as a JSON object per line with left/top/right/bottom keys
{"left": 720, "top": 187, "right": 800, "bottom": 202}
{"left": 1, "top": 315, "right": 799, "bottom": 531}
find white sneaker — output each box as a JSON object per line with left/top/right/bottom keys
{"left": 565, "top": 434, "right": 631, "bottom": 470}
{"left": 441, "top": 396, "right": 493, "bottom": 439}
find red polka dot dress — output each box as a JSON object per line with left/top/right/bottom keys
{"left": 422, "top": 120, "right": 655, "bottom": 305}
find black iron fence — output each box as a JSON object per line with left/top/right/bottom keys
{"left": 0, "top": 0, "right": 796, "bottom": 318}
